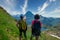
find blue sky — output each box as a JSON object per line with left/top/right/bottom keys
{"left": 0, "top": 0, "right": 60, "bottom": 18}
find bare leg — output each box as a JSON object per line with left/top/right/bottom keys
{"left": 24, "top": 31, "right": 27, "bottom": 40}
{"left": 19, "top": 30, "right": 22, "bottom": 40}
{"left": 35, "top": 36, "right": 39, "bottom": 40}
{"left": 19, "top": 36, "right": 22, "bottom": 40}
{"left": 30, "top": 35, "right": 33, "bottom": 40}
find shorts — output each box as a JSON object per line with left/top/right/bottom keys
{"left": 19, "top": 29, "right": 27, "bottom": 38}
{"left": 32, "top": 29, "right": 41, "bottom": 36}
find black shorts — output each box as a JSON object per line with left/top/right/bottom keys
{"left": 19, "top": 29, "right": 27, "bottom": 38}
{"left": 32, "top": 29, "right": 41, "bottom": 36}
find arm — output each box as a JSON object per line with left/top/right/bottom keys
{"left": 25, "top": 22, "right": 27, "bottom": 30}
{"left": 40, "top": 22, "right": 42, "bottom": 27}
{"left": 16, "top": 21, "right": 19, "bottom": 28}
{"left": 40, "top": 22, "right": 42, "bottom": 28}
{"left": 31, "top": 20, "right": 34, "bottom": 28}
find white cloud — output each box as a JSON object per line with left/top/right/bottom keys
{"left": 49, "top": 0, "right": 56, "bottom": 2}
{"left": 41, "top": 2, "right": 48, "bottom": 11}
{"left": 0, "top": 0, "right": 20, "bottom": 15}
{"left": 49, "top": 8, "right": 60, "bottom": 14}
{"left": 12, "top": 11, "right": 20, "bottom": 15}
{"left": 37, "top": 0, "right": 56, "bottom": 14}
{"left": 3, "top": 0, "right": 16, "bottom": 8}
{"left": 37, "top": 1, "right": 49, "bottom": 14}
{"left": 0, "top": 0, "right": 28, "bottom": 15}
{"left": 41, "top": 8, "right": 60, "bottom": 18}
{"left": 20, "top": 0, "right": 28, "bottom": 14}
{"left": 38, "top": 2, "right": 49, "bottom": 13}
{"left": 37, "top": 7, "right": 41, "bottom": 12}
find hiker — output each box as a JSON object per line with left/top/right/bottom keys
{"left": 30, "top": 14, "right": 42, "bottom": 40}
{"left": 16, "top": 14, "right": 27, "bottom": 40}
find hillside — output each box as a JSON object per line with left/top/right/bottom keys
{"left": 0, "top": 7, "right": 19, "bottom": 40}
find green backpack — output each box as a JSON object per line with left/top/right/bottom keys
{"left": 18, "top": 20, "right": 27, "bottom": 30}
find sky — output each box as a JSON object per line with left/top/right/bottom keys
{"left": 0, "top": 0, "right": 60, "bottom": 18}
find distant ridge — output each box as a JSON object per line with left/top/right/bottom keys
{"left": 13, "top": 11, "right": 60, "bottom": 27}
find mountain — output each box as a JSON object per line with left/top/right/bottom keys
{"left": 0, "top": 7, "right": 19, "bottom": 40}
{"left": 51, "top": 18, "right": 60, "bottom": 26}
{"left": 12, "top": 11, "right": 34, "bottom": 25}
{"left": 12, "top": 14, "right": 20, "bottom": 20}
{"left": 40, "top": 15, "right": 60, "bottom": 27}
{"left": 40, "top": 15, "right": 54, "bottom": 27}
{"left": 13, "top": 11, "right": 60, "bottom": 27}
{"left": 25, "top": 11, "right": 34, "bottom": 25}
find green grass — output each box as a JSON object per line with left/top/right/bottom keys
{"left": 0, "top": 7, "right": 19, "bottom": 40}
{"left": 0, "top": 7, "right": 60, "bottom": 40}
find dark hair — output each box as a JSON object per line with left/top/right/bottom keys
{"left": 34, "top": 14, "right": 40, "bottom": 19}
{"left": 20, "top": 15, "right": 23, "bottom": 20}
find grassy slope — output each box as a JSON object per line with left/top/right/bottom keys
{"left": 0, "top": 7, "right": 19, "bottom": 40}
{"left": 0, "top": 7, "right": 60, "bottom": 40}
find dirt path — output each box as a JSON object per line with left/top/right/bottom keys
{"left": 50, "top": 34, "right": 60, "bottom": 39}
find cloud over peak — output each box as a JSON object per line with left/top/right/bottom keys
{"left": 20, "top": 0, "right": 28, "bottom": 14}
{"left": 37, "top": 0, "right": 56, "bottom": 14}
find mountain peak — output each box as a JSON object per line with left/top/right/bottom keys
{"left": 25, "top": 11, "right": 33, "bottom": 15}
{"left": 26, "top": 11, "right": 32, "bottom": 13}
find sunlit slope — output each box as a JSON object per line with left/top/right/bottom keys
{"left": 0, "top": 7, "right": 19, "bottom": 40}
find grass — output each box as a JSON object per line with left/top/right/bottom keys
{"left": 0, "top": 7, "right": 19, "bottom": 40}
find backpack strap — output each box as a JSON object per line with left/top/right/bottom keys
{"left": 34, "top": 20, "right": 41, "bottom": 28}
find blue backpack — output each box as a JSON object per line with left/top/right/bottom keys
{"left": 32, "top": 20, "right": 41, "bottom": 33}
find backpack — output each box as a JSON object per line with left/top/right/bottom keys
{"left": 18, "top": 20, "right": 27, "bottom": 30}
{"left": 32, "top": 20, "right": 41, "bottom": 32}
